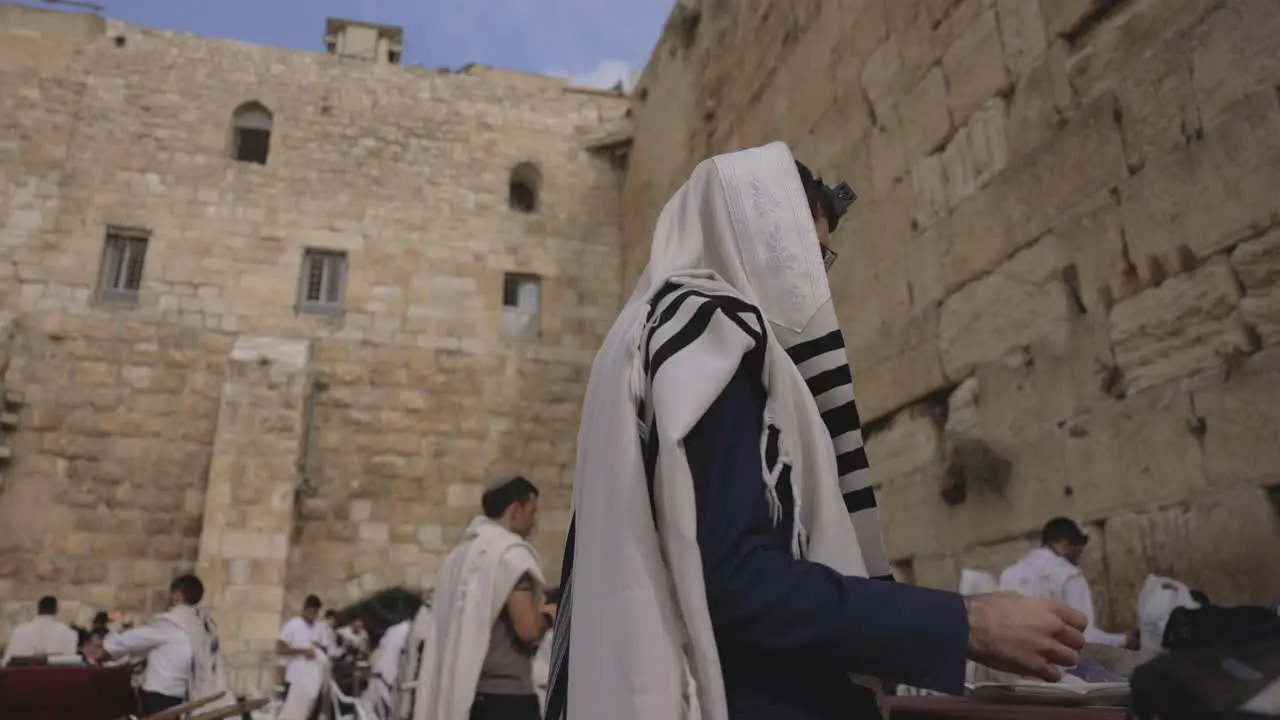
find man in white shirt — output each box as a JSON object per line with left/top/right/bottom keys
{"left": 92, "top": 603, "right": 194, "bottom": 714}
{"left": 277, "top": 594, "right": 327, "bottom": 719}
{"left": 1000, "top": 517, "right": 1136, "bottom": 648}
{"left": 2, "top": 596, "right": 80, "bottom": 665}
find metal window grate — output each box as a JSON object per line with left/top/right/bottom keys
{"left": 97, "top": 231, "right": 149, "bottom": 304}
{"left": 299, "top": 250, "right": 347, "bottom": 316}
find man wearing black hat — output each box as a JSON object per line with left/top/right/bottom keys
{"left": 1000, "top": 517, "right": 1136, "bottom": 648}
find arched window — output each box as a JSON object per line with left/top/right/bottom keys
{"left": 508, "top": 162, "right": 541, "bottom": 213}
{"left": 231, "top": 101, "right": 273, "bottom": 165}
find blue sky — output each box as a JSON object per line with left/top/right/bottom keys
{"left": 15, "top": 0, "right": 673, "bottom": 89}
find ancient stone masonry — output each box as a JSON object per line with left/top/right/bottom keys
{"left": 624, "top": 0, "right": 1280, "bottom": 625}
{"left": 0, "top": 3, "right": 626, "bottom": 685}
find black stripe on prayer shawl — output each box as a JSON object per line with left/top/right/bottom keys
{"left": 644, "top": 285, "right": 767, "bottom": 381}
{"left": 782, "top": 327, "right": 894, "bottom": 583}
{"left": 785, "top": 329, "right": 845, "bottom": 366}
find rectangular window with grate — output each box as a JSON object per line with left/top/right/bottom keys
{"left": 298, "top": 249, "right": 348, "bottom": 316}
{"left": 96, "top": 229, "right": 150, "bottom": 305}
{"left": 502, "top": 273, "right": 541, "bottom": 340}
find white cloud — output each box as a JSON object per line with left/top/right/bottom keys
{"left": 550, "top": 58, "right": 640, "bottom": 91}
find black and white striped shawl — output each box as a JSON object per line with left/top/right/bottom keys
{"left": 544, "top": 281, "right": 892, "bottom": 719}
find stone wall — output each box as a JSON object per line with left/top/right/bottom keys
{"left": 623, "top": 0, "right": 1280, "bottom": 625}
{"left": 0, "top": 3, "right": 626, "bottom": 658}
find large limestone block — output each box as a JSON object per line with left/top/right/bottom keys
{"left": 1120, "top": 89, "right": 1280, "bottom": 276}
{"left": 1062, "top": 385, "right": 1207, "bottom": 522}
{"left": 939, "top": 235, "right": 1077, "bottom": 380}
{"left": 1052, "top": 190, "right": 1133, "bottom": 314}
{"left": 1190, "top": 0, "right": 1280, "bottom": 127}
{"left": 1063, "top": 0, "right": 1215, "bottom": 103}
{"left": 966, "top": 316, "right": 1118, "bottom": 439}
{"left": 1231, "top": 227, "right": 1280, "bottom": 348}
{"left": 1104, "top": 487, "right": 1280, "bottom": 628}
{"left": 939, "top": 97, "right": 1008, "bottom": 209}
{"left": 1006, "top": 39, "right": 1074, "bottom": 160}
{"left": 1109, "top": 258, "right": 1254, "bottom": 394}
{"left": 1192, "top": 346, "right": 1280, "bottom": 488}
{"left": 942, "top": 7, "right": 1010, "bottom": 123}
{"left": 1114, "top": 38, "right": 1201, "bottom": 173}
{"left": 938, "top": 92, "right": 1125, "bottom": 293}
{"left": 847, "top": 310, "right": 948, "bottom": 423}
{"left": 877, "top": 422, "right": 1069, "bottom": 560}
{"left": 865, "top": 404, "right": 945, "bottom": 490}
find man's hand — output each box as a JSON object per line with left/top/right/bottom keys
{"left": 300, "top": 646, "right": 316, "bottom": 659}
{"left": 965, "top": 592, "right": 1087, "bottom": 682}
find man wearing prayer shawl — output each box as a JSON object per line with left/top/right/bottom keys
{"left": 413, "top": 476, "right": 555, "bottom": 720}
{"left": 87, "top": 575, "right": 235, "bottom": 715}
{"left": 544, "top": 142, "right": 1089, "bottom": 720}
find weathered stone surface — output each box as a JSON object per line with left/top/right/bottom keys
{"left": 1063, "top": 384, "right": 1207, "bottom": 522}
{"left": 1052, "top": 190, "right": 1133, "bottom": 314}
{"left": 1189, "top": 0, "right": 1280, "bottom": 127}
{"left": 910, "top": 154, "right": 948, "bottom": 231}
{"left": 940, "top": 97, "right": 1008, "bottom": 207}
{"left": 1006, "top": 39, "right": 1075, "bottom": 160}
{"left": 1109, "top": 258, "right": 1255, "bottom": 394}
{"left": 1120, "top": 89, "right": 1280, "bottom": 274}
{"left": 995, "top": 0, "right": 1048, "bottom": 76}
{"left": 1114, "top": 39, "right": 1201, "bottom": 173}
{"left": 1231, "top": 227, "right": 1280, "bottom": 349}
{"left": 1064, "top": 0, "right": 1219, "bottom": 104}
{"left": 1192, "top": 347, "right": 1280, "bottom": 488}
{"left": 942, "top": 7, "right": 1010, "bottom": 123}
{"left": 939, "top": 236, "right": 1076, "bottom": 380}
{"left": 901, "top": 66, "right": 953, "bottom": 163}
{"left": 938, "top": 92, "right": 1126, "bottom": 293}
{"left": 866, "top": 404, "right": 945, "bottom": 490}
{"left": 1104, "top": 487, "right": 1280, "bottom": 628}
{"left": 1041, "top": 0, "right": 1102, "bottom": 40}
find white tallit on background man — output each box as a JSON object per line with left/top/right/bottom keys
{"left": 544, "top": 142, "right": 1090, "bottom": 720}
{"left": 87, "top": 575, "right": 234, "bottom": 715}
{"left": 414, "top": 476, "right": 554, "bottom": 720}
{"left": 361, "top": 590, "right": 432, "bottom": 720}
{"left": 276, "top": 594, "right": 330, "bottom": 720}
{"left": 2, "top": 595, "right": 79, "bottom": 665}
{"left": 394, "top": 593, "right": 434, "bottom": 719}
{"left": 1001, "top": 517, "right": 1136, "bottom": 648}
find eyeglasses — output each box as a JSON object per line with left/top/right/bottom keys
{"left": 821, "top": 244, "right": 838, "bottom": 271}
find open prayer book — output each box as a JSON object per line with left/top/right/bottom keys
{"left": 966, "top": 675, "right": 1131, "bottom": 707}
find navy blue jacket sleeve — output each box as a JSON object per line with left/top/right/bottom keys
{"left": 686, "top": 363, "right": 970, "bottom": 694}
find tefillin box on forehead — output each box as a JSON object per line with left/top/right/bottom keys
{"left": 816, "top": 177, "right": 857, "bottom": 233}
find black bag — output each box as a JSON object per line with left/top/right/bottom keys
{"left": 1164, "top": 604, "right": 1280, "bottom": 651}
{"left": 1129, "top": 637, "right": 1280, "bottom": 719}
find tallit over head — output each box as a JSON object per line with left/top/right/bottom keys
{"left": 545, "top": 141, "right": 892, "bottom": 720}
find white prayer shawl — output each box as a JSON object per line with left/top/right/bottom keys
{"left": 395, "top": 605, "right": 433, "bottom": 720}
{"left": 277, "top": 652, "right": 330, "bottom": 720}
{"left": 2, "top": 616, "right": 79, "bottom": 664}
{"left": 364, "top": 620, "right": 411, "bottom": 720}
{"left": 412, "top": 516, "right": 544, "bottom": 720}
{"left": 154, "top": 605, "right": 236, "bottom": 711}
{"left": 546, "top": 142, "right": 892, "bottom": 720}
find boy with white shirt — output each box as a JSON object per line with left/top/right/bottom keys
{"left": 277, "top": 594, "right": 327, "bottom": 719}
